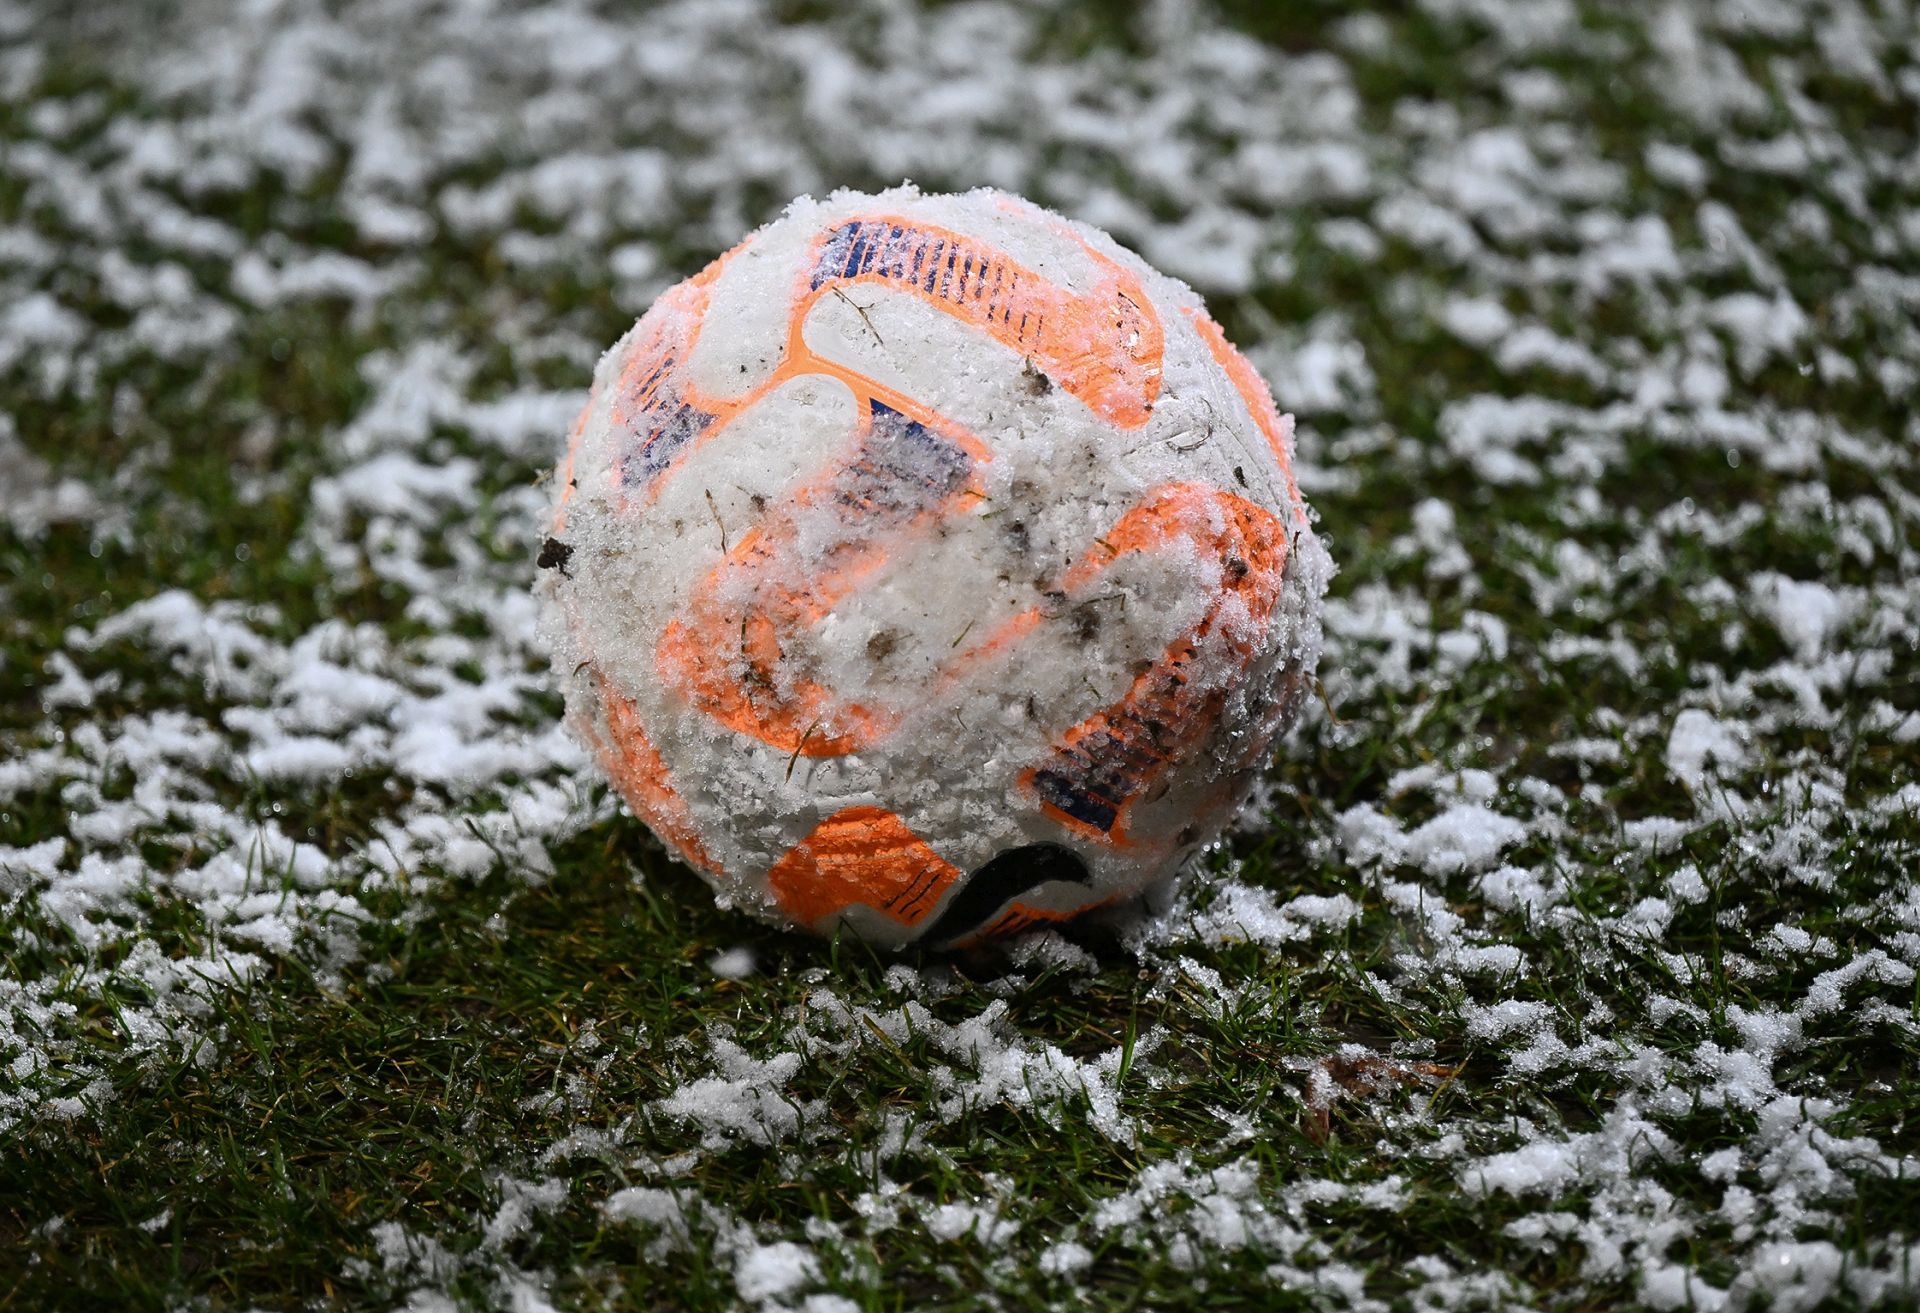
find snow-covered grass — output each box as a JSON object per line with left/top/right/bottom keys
{"left": 3, "top": 0, "right": 1917, "bottom": 1308}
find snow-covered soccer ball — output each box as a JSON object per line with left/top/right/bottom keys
{"left": 539, "top": 186, "right": 1330, "bottom": 949}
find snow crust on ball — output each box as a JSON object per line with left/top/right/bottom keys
{"left": 540, "top": 185, "right": 1331, "bottom": 948}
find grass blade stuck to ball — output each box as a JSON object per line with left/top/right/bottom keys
{"left": 537, "top": 186, "right": 1331, "bottom": 949}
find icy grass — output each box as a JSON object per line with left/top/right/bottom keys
{"left": 3, "top": 0, "right": 1919, "bottom": 1308}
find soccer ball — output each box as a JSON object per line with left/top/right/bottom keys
{"left": 540, "top": 186, "right": 1329, "bottom": 949}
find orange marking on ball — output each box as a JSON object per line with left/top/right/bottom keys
{"left": 655, "top": 391, "right": 991, "bottom": 757}
{"left": 585, "top": 673, "right": 721, "bottom": 877}
{"left": 767, "top": 805, "right": 961, "bottom": 929}
{"left": 805, "top": 214, "right": 1165, "bottom": 428}
{"left": 946, "top": 894, "right": 1119, "bottom": 950}
{"left": 640, "top": 217, "right": 1170, "bottom": 762}
{"left": 603, "top": 238, "right": 755, "bottom": 499}
{"left": 1022, "top": 483, "right": 1289, "bottom": 845}
{"left": 1181, "top": 306, "right": 1307, "bottom": 523}
{"left": 550, "top": 398, "right": 590, "bottom": 534}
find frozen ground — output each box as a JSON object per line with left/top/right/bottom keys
{"left": 2, "top": 0, "right": 1917, "bottom": 1308}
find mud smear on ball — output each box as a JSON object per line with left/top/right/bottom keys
{"left": 536, "top": 536, "right": 573, "bottom": 576}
